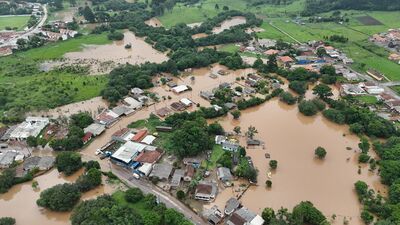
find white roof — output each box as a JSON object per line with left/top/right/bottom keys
{"left": 141, "top": 135, "right": 156, "bottom": 145}
{"left": 111, "top": 141, "right": 147, "bottom": 164}
{"left": 180, "top": 98, "right": 192, "bottom": 106}
{"left": 172, "top": 85, "right": 188, "bottom": 93}
{"left": 138, "top": 162, "right": 153, "bottom": 176}
{"left": 123, "top": 133, "right": 135, "bottom": 142}
{"left": 9, "top": 117, "right": 49, "bottom": 139}
{"left": 124, "top": 97, "right": 142, "bottom": 109}
{"left": 250, "top": 215, "right": 265, "bottom": 225}
{"left": 106, "top": 110, "right": 119, "bottom": 118}
{"left": 84, "top": 123, "right": 106, "bottom": 136}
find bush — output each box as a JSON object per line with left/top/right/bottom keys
{"left": 266, "top": 180, "right": 272, "bottom": 188}
{"left": 358, "top": 153, "right": 370, "bottom": 163}
{"left": 314, "top": 147, "right": 327, "bottom": 159}
{"left": 36, "top": 183, "right": 81, "bottom": 211}
{"left": 0, "top": 217, "right": 16, "bottom": 225}
{"left": 289, "top": 81, "right": 308, "bottom": 95}
{"left": 279, "top": 92, "right": 297, "bottom": 105}
{"left": 298, "top": 100, "right": 318, "bottom": 116}
{"left": 361, "top": 210, "right": 373, "bottom": 224}
{"left": 125, "top": 188, "right": 144, "bottom": 203}
{"left": 269, "top": 160, "right": 278, "bottom": 170}
{"left": 84, "top": 161, "right": 100, "bottom": 171}
{"left": 322, "top": 109, "right": 345, "bottom": 124}
{"left": 231, "top": 110, "right": 241, "bottom": 119}
{"left": 75, "top": 168, "right": 102, "bottom": 192}
{"left": 177, "top": 190, "right": 185, "bottom": 200}
{"left": 107, "top": 31, "right": 124, "bottom": 40}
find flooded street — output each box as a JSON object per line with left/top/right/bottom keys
{"left": 212, "top": 16, "right": 247, "bottom": 34}
{"left": 213, "top": 100, "right": 385, "bottom": 225}
{"left": 0, "top": 168, "right": 117, "bottom": 225}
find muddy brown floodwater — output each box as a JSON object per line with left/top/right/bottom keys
{"left": 212, "top": 99, "right": 386, "bottom": 225}
{"left": 0, "top": 168, "right": 116, "bottom": 225}
{"left": 64, "top": 31, "right": 169, "bottom": 65}
{"left": 212, "top": 16, "right": 247, "bottom": 34}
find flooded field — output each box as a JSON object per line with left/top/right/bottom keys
{"left": 212, "top": 16, "right": 247, "bottom": 34}
{"left": 29, "top": 96, "right": 108, "bottom": 119}
{"left": 0, "top": 168, "right": 118, "bottom": 225}
{"left": 212, "top": 99, "right": 385, "bottom": 225}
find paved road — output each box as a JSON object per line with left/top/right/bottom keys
{"left": 111, "top": 166, "right": 205, "bottom": 225}
{"left": 0, "top": 4, "right": 48, "bottom": 47}
{"left": 381, "top": 81, "right": 400, "bottom": 87}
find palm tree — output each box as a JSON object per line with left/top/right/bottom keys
{"left": 246, "top": 126, "right": 258, "bottom": 139}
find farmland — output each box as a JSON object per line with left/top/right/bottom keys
{"left": 0, "top": 15, "right": 30, "bottom": 31}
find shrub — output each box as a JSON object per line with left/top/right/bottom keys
{"left": 315, "top": 147, "right": 327, "bottom": 159}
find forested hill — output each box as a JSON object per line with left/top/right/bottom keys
{"left": 303, "top": 0, "right": 400, "bottom": 15}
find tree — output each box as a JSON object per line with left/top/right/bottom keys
{"left": 316, "top": 48, "right": 327, "bottom": 57}
{"left": 246, "top": 126, "right": 258, "bottom": 139}
{"left": 389, "top": 182, "right": 400, "bottom": 204}
{"left": 215, "top": 4, "right": 219, "bottom": 10}
{"left": 82, "top": 6, "right": 95, "bottom": 23}
{"left": 37, "top": 183, "right": 81, "bottom": 211}
{"left": 253, "top": 57, "right": 264, "bottom": 69}
{"left": 176, "top": 190, "right": 185, "bottom": 200}
{"left": 358, "top": 153, "right": 370, "bottom": 163}
{"left": 125, "top": 188, "right": 144, "bottom": 203}
{"left": 361, "top": 210, "right": 373, "bottom": 224}
{"left": 358, "top": 137, "right": 370, "bottom": 154}
{"left": 27, "top": 136, "right": 38, "bottom": 147}
{"left": 279, "top": 92, "right": 296, "bottom": 105}
{"left": 70, "top": 113, "right": 93, "bottom": 129}
{"left": 320, "top": 65, "right": 336, "bottom": 76}
{"left": 84, "top": 160, "right": 100, "bottom": 171}
{"left": 262, "top": 208, "right": 275, "bottom": 224}
{"left": 312, "top": 84, "right": 333, "bottom": 99}
{"left": 0, "top": 168, "right": 16, "bottom": 193}
{"left": 208, "top": 122, "right": 224, "bottom": 135}
{"left": 298, "top": 100, "right": 318, "bottom": 116}
{"left": 314, "top": 147, "right": 327, "bottom": 159}
{"left": 222, "top": 6, "right": 229, "bottom": 10}
{"left": 239, "top": 147, "right": 246, "bottom": 157}
{"left": 292, "top": 201, "right": 328, "bottom": 225}
{"left": 233, "top": 126, "right": 241, "bottom": 135}
{"left": 218, "top": 152, "right": 233, "bottom": 169}
{"left": 266, "top": 180, "right": 272, "bottom": 188}
{"left": 354, "top": 181, "right": 369, "bottom": 200}
{"left": 56, "top": 152, "right": 83, "bottom": 176}
{"left": 75, "top": 168, "right": 102, "bottom": 192}
{"left": 0, "top": 217, "right": 15, "bottom": 225}
{"left": 289, "top": 81, "right": 308, "bottom": 95}
{"left": 231, "top": 110, "right": 241, "bottom": 119}
{"left": 236, "top": 158, "right": 258, "bottom": 182}
{"left": 269, "top": 160, "right": 278, "bottom": 170}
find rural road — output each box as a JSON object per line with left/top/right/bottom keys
{"left": 0, "top": 4, "right": 48, "bottom": 47}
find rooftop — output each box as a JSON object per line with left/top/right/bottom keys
{"left": 150, "top": 163, "right": 173, "bottom": 180}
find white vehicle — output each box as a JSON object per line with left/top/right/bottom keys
{"left": 95, "top": 149, "right": 102, "bottom": 155}
{"left": 133, "top": 173, "right": 140, "bottom": 179}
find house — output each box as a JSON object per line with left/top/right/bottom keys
{"left": 170, "top": 169, "right": 185, "bottom": 189}
{"left": 200, "top": 91, "right": 215, "bottom": 101}
{"left": 132, "top": 130, "right": 148, "bottom": 142}
{"left": 366, "top": 69, "right": 384, "bottom": 81}
{"left": 222, "top": 141, "right": 240, "bottom": 152}
{"left": 124, "top": 97, "right": 143, "bottom": 110}
{"left": 379, "top": 93, "right": 397, "bottom": 102}
{"left": 247, "top": 139, "right": 261, "bottom": 146}
{"left": 167, "top": 81, "right": 177, "bottom": 88}
{"left": 264, "top": 49, "right": 279, "bottom": 56}
{"left": 180, "top": 98, "right": 193, "bottom": 107}
{"left": 224, "top": 103, "right": 237, "bottom": 110}
{"left": 23, "top": 156, "right": 55, "bottom": 171}
{"left": 170, "top": 102, "right": 186, "bottom": 111}
{"left": 184, "top": 165, "right": 195, "bottom": 182}
{"left": 112, "top": 105, "right": 135, "bottom": 117}
{"left": 96, "top": 110, "right": 119, "bottom": 128}
{"left": 217, "top": 167, "right": 233, "bottom": 182}
{"left": 360, "top": 82, "right": 385, "bottom": 95}
{"left": 111, "top": 128, "right": 131, "bottom": 142}
{"left": 183, "top": 157, "right": 202, "bottom": 168}
{"left": 141, "top": 135, "right": 156, "bottom": 145}
{"left": 226, "top": 207, "right": 264, "bottom": 225}
{"left": 225, "top": 198, "right": 240, "bottom": 215}
{"left": 258, "top": 39, "right": 276, "bottom": 48}
{"left": 150, "top": 163, "right": 173, "bottom": 181}
{"left": 277, "top": 56, "right": 294, "bottom": 68}
{"left": 0, "top": 151, "right": 18, "bottom": 168}
{"left": 203, "top": 205, "right": 223, "bottom": 225}
{"left": 111, "top": 141, "right": 149, "bottom": 165}
{"left": 156, "top": 107, "right": 172, "bottom": 117}
{"left": 340, "top": 84, "right": 365, "bottom": 96}
{"left": 82, "top": 132, "right": 93, "bottom": 144}
{"left": 215, "top": 135, "right": 227, "bottom": 145}
{"left": 194, "top": 181, "right": 218, "bottom": 201}
{"left": 138, "top": 162, "right": 153, "bottom": 176}
{"left": 219, "top": 82, "right": 231, "bottom": 89}
{"left": 8, "top": 117, "right": 49, "bottom": 141}
{"left": 172, "top": 85, "right": 189, "bottom": 94}
{"left": 131, "top": 87, "right": 144, "bottom": 97}
{"left": 134, "top": 150, "right": 162, "bottom": 164}
{"left": 84, "top": 123, "right": 106, "bottom": 136}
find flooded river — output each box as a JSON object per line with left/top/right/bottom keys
{"left": 212, "top": 16, "right": 247, "bottom": 34}
{"left": 0, "top": 168, "right": 117, "bottom": 225}
{"left": 213, "top": 100, "right": 385, "bottom": 225}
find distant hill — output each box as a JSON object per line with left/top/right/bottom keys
{"left": 303, "top": 0, "right": 400, "bottom": 16}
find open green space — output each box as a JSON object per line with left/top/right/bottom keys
{"left": 391, "top": 86, "right": 400, "bottom": 96}
{"left": 0, "top": 15, "right": 30, "bottom": 31}
{"left": 355, "top": 95, "right": 378, "bottom": 105}
{"left": 201, "top": 145, "right": 224, "bottom": 169}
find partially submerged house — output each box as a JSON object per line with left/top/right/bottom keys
{"left": 194, "top": 181, "right": 218, "bottom": 201}
{"left": 225, "top": 198, "right": 240, "bottom": 215}
{"left": 217, "top": 167, "right": 233, "bottom": 183}
{"left": 226, "top": 207, "right": 264, "bottom": 225}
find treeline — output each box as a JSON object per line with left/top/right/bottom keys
{"left": 0, "top": 2, "right": 32, "bottom": 15}
{"left": 303, "top": 0, "right": 400, "bottom": 16}
{"left": 247, "top": 0, "right": 294, "bottom": 7}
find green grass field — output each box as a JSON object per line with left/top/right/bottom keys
{"left": 355, "top": 95, "right": 379, "bottom": 104}
{"left": 201, "top": 145, "right": 224, "bottom": 169}
{"left": 0, "top": 15, "right": 30, "bottom": 31}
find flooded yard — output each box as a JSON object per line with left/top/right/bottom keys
{"left": 0, "top": 168, "right": 118, "bottom": 225}
{"left": 212, "top": 16, "right": 247, "bottom": 34}
{"left": 212, "top": 99, "right": 385, "bottom": 225}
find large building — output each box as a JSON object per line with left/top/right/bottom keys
{"left": 9, "top": 117, "right": 49, "bottom": 141}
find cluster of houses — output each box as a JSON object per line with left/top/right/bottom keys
{"left": 370, "top": 28, "right": 400, "bottom": 64}
{"left": 203, "top": 198, "right": 264, "bottom": 225}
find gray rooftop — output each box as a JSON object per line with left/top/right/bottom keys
{"left": 0, "top": 151, "right": 18, "bottom": 168}
{"left": 218, "top": 167, "right": 233, "bottom": 181}
{"left": 84, "top": 123, "right": 106, "bottom": 136}
{"left": 170, "top": 169, "right": 185, "bottom": 187}
{"left": 23, "top": 156, "right": 55, "bottom": 171}
{"left": 225, "top": 198, "right": 240, "bottom": 215}
{"left": 150, "top": 163, "right": 173, "bottom": 180}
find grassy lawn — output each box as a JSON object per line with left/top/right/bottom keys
{"left": 128, "top": 115, "right": 163, "bottom": 133}
{"left": 0, "top": 15, "right": 30, "bottom": 31}
{"left": 113, "top": 190, "right": 155, "bottom": 216}
{"left": 19, "top": 33, "right": 111, "bottom": 60}
{"left": 201, "top": 145, "right": 224, "bottom": 169}
{"left": 391, "top": 86, "right": 400, "bottom": 95}
{"left": 355, "top": 95, "right": 378, "bottom": 104}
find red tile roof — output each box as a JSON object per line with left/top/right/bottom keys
{"left": 82, "top": 132, "right": 93, "bottom": 143}
{"left": 279, "top": 56, "right": 294, "bottom": 63}
{"left": 112, "top": 128, "right": 130, "bottom": 138}
{"left": 134, "top": 150, "right": 162, "bottom": 163}
{"left": 132, "top": 130, "right": 148, "bottom": 142}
